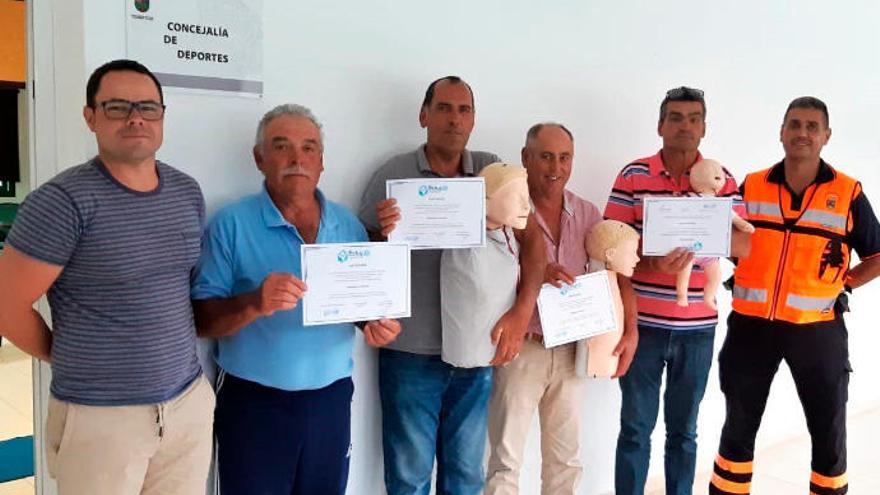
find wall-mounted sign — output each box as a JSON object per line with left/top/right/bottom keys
{"left": 125, "top": 0, "right": 263, "bottom": 95}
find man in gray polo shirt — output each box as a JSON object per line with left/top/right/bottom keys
{"left": 359, "top": 75, "right": 546, "bottom": 495}
{"left": 0, "top": 59, "right": 213, "bottom": 495}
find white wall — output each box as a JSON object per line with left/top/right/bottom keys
{"left": 9, "top": 90, "right": 30, "bottom": 203}
{"left": 30, "top": 1, "right": 880, "bottom": 494}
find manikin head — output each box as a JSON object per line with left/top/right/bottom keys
{"left": 586, "top": 220, "right": 641, "bottom": 277}
{"left": 689, "top": 159, "right": 726, "bottom": 196}
{"left": 481, "top": 162, "right": 530, "bottom": 230}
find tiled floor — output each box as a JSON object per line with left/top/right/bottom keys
{"left": 1, "top": 339, "right": 878, "bottom": 495}
{"left": 0, "top": 342, "right": 35, "bottom": 495}
{"left": 646, "top": 406, "right": 880, "bottom": 494}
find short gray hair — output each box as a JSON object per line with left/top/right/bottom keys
{"left": 254, "top": 103, "right": 324, "bottom": 149}
{"left": 524, "top": 122, "right": 573, "bottom": 148}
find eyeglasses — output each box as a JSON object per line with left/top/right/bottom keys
{"left": 96, "top": 99, "right": 166, "bottom": 121}
{"left": 665, "top": 86, "right": 704, "bottom": 100}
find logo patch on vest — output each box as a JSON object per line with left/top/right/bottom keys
{"left": 826, "top": 194, "right": 838, "bottom": 210}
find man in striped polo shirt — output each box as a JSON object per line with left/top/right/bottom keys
{"left": 604, "top": 87, "right": 749, "bottom": 495}
{"left": 0, "top": 60, "right": 214, "bottom": 494}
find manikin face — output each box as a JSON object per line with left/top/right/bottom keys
{"left": 606, "top": 238, "right": 640, "bottom": 277}
{"left": 486, "top": 177, "right": 530, "bottom": 230}
{"left": 690, "top": 160, "right": 725, "bottom": 195}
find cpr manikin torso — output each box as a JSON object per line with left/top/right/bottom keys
{"left": 677, "top": 159, "right": 754, "bottom": 309}
{"left": 441, "top": 163, "right": 530, "bottom": 367}
{"left": 576, "top": 220, "right": 640, "bottom": 378}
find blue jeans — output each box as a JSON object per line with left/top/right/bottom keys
{"left": 379, "top": 348, "right": 493, "bottom": 495}
{"left": 615, "top": 326, "right": 715, "bottom": 495}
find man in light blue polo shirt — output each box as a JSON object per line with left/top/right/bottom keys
{"left": 191, "top": 104, "right": 401, "bottom": 495}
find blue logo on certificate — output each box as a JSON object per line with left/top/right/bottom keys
{"left": 418, "top": 184, "right": 448, "bottom": 197}
{"left": 337, "top": 248, "right": 371, "bottom": 263}
{"left": 559, "top": 281, "right": 582, "bottom": 296}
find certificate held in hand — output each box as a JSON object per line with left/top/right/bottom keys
{"left": 386, "top": 178, "right": 486, "bottom": 250}
{"left": 300, "top": 242, "right": 411, "bottom": 326}
{"left": 536, "top": 272, "right": 619, "bottom": 349}
{"left": 641, "top": 197, "right": 733, "bottom": 257}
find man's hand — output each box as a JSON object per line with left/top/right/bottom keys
{"left": 256, "top": 273, "right": 307, "bottom": 316}
{"left": 545, "top": 263, "right": 576, "bottom": 288}
{"left": 612, "top": 329, "right": 638, "bottom": 378}
{"left": 362, "top": 318, "right": 402, "bottom": 347}
{"left": 652, "top": 247, "right": 695, "bottom": 274}
{"left": 490, "top": 307, "right": 530, "bottom": 366}
{"left": 375, "top": 198, "right": 401, "bottom": 238}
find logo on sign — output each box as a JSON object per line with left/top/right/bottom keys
{"left": 418, "top": 184, "right": 448, "bottom": 197}
{"left": 134, "top": 0, "right": 149, "bottom": 13}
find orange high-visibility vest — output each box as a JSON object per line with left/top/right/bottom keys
{"left": 733, "top": 165, "right": 859, "bottom": 324}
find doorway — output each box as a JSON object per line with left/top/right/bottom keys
{"left": 0, "top": 0, "right": 35, "bottom": 493}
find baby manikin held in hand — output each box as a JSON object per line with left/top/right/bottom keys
{"left": 676, "top": 159, "right": 754, "bottom": 309}
{"left": 440, "top": 163, "right": 530, "bottom": 367}
{"left": 576, "top": 220, "right": 640, "bottom": 378}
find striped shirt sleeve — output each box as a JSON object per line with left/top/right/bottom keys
{"left": 604, "top": 166, "right": 636, "bottom": 226}
{"left": 6, "top": 183, "right": 82, "bottom": 266}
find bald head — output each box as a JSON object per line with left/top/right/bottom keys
{"left": 525, "top": 122, "right": 573, "bottom": 149}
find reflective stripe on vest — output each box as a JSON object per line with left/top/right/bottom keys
{"left": 733, "top": 285, "right": 767, "bottom": 303}
{"left": 746, "top": 201, "right": 782, "bottom": 218}
{"left": 799, "top": 209, "right": 847, "bottom": 231}
{"left": 786, "top": 293, "right": 836, "bottom": 312}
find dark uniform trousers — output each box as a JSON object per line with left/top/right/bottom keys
{"left": 710, "top": 311, "right": 850, "bottom": 495}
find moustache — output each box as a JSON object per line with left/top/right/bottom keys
{"left": 280, "top": 165, "right": 312, "bottom": 178}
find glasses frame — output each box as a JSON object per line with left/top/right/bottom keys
{"left": 95, "top": 99, "right": 166, "bottom": 121}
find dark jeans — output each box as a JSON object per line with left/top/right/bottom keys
{"left": 379, "top": 348, "right": 493, "bottom": 495}
{"left": 615, "top": 325, "right": 715, "bottom": 495}
{"left": 214, "top": 371, "right": 353, "bottom": 495}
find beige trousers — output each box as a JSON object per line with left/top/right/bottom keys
{"left": 46, "top": 374, "right": 215, "bottom": 495}
{"left": 485, "top": 339, "right": 587, "bottom": 495}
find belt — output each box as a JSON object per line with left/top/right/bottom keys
{"left": 524, "top": 333, "right": 543, "bottom": 344}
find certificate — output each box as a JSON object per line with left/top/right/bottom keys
{"left": 301, "top": 242, "right": 411, "bottom": 326}
{"left": 536, "top": 272, "right": 618, "bottom": 348}
{"left": 386, "top": 178, "right": 486, "bottom": 249}
{"left": 641, "top": 197, "right": 733, "bottom": 257}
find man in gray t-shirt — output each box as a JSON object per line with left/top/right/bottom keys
{"left": 358, "top": 76, "right": 545, "bottom": 495}
{"left": 0, "top": 60, "right": 213, "bottom": 495}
